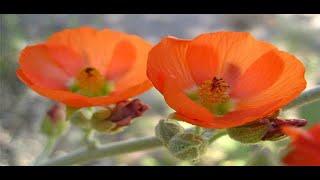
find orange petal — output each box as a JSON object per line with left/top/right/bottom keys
{"left": 236, "top": 50, "right": 306, "bottom": 112}
{"left": 216, "top": 99, "right": 283, "bottom": 127}
{"left": 283, "top": 145, "right": 320, "bottom": 166}
{"left": 162, "top": 78, "right": 218, "bottom": 127}
{"left": 19, "top": 44, "right": 72, "bottom": 89}
{"left": 283, "top": 125, "right": 320, "bottom": 166}
{"left": 172, "top": 96, "right": 284, "bottom": 128}
{"left": 47, "top": 27, "right": 125, "bottom": 74}
{"left": 186, "top": 36, "right": 219, "bottom": 85}
{"left": 17, "top": 69, "right": 151, "bottom": 107}
{"left": 91, "top": 80, "right": 152, "bottom": 106}
{"left": 105, "top": 40, "right": 137, "bottom": 80}
{"left": 47, "top": 27, "right": 152, "bottom": 92}
{"left": 309, "top": 125, "right": 320, "bottom": 144}
{"left": 113, "top": 35, "right": 153, "bottom": 91}
{"left": 284, "top": 126, "right": 320, "bottom": 149}
{"left": 147, "top": 36, "right": 196, "bottom": 93}
{"left": 231, "top": 50, "right": 284, "bottom": 99}
{"left": 282, "top": 126, "right": 307, "bottom": 141}
{"left": 45, "top": 44, "right": 86, "bottom": 76}
{"left": 186, "top": 32, "right": 276, "bottom": 86}
{"left": 161, "top": 77, "right": 285, "bottom": 128}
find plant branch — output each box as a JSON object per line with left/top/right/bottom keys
{"left": 38, "top": 136, "right": 162, "bottom": 166}
{"left": 33, "top": 136, "right": 58, "bottom": 165}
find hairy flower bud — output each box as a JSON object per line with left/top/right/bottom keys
{"left": 91, "top": 107, "right": 114, "bottom": 132}
{"left": 227, "top": 119, "right": 270, "bottom": 144}
{"left": 168, "top": 133, "right": 208, "bottom": 162}
{"left": 41, "top": 103, "right": 69, "bottom": 137}
{"left": 69, "top": 108, "right": 93, "bottom": 129}
{"left": 155, "top": 119, "right": 184, "bottom": 146}
{"left": 227, "top": 109, "right": 308, "bottom": 144}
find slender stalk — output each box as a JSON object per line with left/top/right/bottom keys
{"left": 33, "top": 136, "right": 57, "bottom": 165}
{"left": 83, "top": 129, "right": 99, "bottom": 149}
{"left": 208, "top": 130, "right": 227, "bottom": 144}
{"left": 194, "top": 126, "right": 203, "bottom": 135}
{"left": 39, "top": 86, "right": 320, "bottom": 166}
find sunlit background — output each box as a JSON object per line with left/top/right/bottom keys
{"left": 0, "top": 14, "right": 320, "bottom": 166}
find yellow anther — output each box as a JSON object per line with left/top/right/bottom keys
{"left": 186, "top": 77, "right": 234, "bottom": 116}
{"left": 70, "top": 67, "right": 114, "bottom": 97}
{"left": 198, "top": 77, "right": 230, "bottom": 105}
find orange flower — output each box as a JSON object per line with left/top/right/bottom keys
{"left": 282, "top": 124, "right": 320, "bottom": 166}
{"left": 147, "top": 32, "right": 306, "bottom": 128}
{"left": 17, "top": 27, "right": 153, "bottom": 107}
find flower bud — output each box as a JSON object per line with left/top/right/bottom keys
{"left": 155, "top": 119, "right": 184, "bottom": 146}
{"left": 69, "top": 108, "right": 92, "bottom": 129}
{"left": 90, "top": 107, "right": 115, "bottom": 133}
{"left": 91, "top": 99, "right": 149, "bottom": 134}
{"left": 227, "top": 112, "right": 308, "bottom": 144}
{"left": 66, "top": 106, "right": 79, "bottom": 120}
{"left": 168, "top": 133, "right": 208, "bottom": 162}
{"left": 41, "top": 103, "right": 69, "bottom": 137}
{"left": 262, "top": 118, "right": 307, "bottom": 141}
{"left": 227, "top": 119, "right": 270, "bottom": 144}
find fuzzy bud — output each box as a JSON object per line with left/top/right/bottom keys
{"left": 69, "top": 108, "right": 92, "bottom": 129}
{"left": 41, "top": 103, "right": 69, "bottom": 137}
{"left": 227, "top": 119, "right": 270, "bottom": 144}
{"left": 91, "top": 107, "right": 115, "bottom": 133}
{"left": 227, "top": 111, "right": 308, "bottom": 144}
{"left": 155, "top": 119, "right": 184, "bottom": 146}
{"left": 168, "top": 133, "right": 208, "bottom": 162}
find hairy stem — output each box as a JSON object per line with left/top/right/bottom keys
{"left": 38, "top": 136, "right": 161, "bottom": 166}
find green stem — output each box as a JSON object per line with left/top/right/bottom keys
{"left": 38, "top": 136, "right": 161, "bottom": 166}
{"left": 38, "top": 86, "right": 320, "bottom": 166}
{"left": 194, "top": 126, "right": 203, "bottom": 135}
{"left": 84, "top": 129, "right": 94, "bottom": 141}
{"left": 208, "top": 130, "right": 227, "bottom": 144}
{"left": 33, "top": 136, "right": 57, "bottom": 165}
{"left": 83, "top": 129, "right": 99, "bottom": 149}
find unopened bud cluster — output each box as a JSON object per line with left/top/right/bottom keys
{"left": 155, "top": 119, "right": 208, "bottom": 162}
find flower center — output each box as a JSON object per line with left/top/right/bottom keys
{"left": 69, "top": 67, "right": 114, "bottom": 97}
{"left": 198, "top": 77, "right": 230, "bottom": 104}
{"left": 187, "top": 77, "right": 234, "bottom": 116}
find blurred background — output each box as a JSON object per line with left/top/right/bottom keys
{"left": 0, "top": 14, "right": 320, "bottom": 166}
